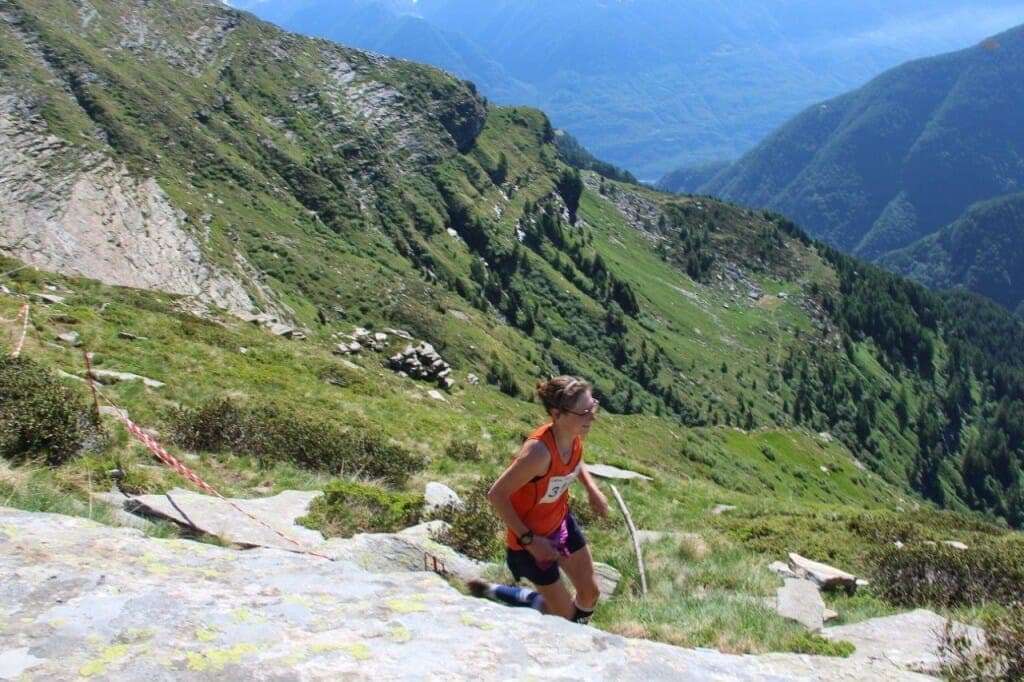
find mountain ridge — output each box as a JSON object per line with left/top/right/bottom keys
{"left": 662, "top": 23, "right": 1024, "bottom": 314}
{"left": 227, "top": 0, "right": 1024, "bottom": 179}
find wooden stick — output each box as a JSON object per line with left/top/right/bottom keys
{"left": 610, "top": 483, "right": 647, "bottom": 595}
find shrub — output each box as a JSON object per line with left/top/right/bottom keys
{"left": 431, "top": 482, "right": 502, "bottom": 561}
{"left": 167, "top": 398, "right": 426, "bottom": 486}
{"left": 871, "top": 542, "right": 1024, "bottom": 608}
{"left": 301, "top": 480, "right": 423, "bottom": 538}
{"left": 444, "top": 438, "right": 483, "bottom": 462}
{"left": 941, "top": 603, "right": 1024, "bottom": 681}
{"left": 0, "top": 356, "right": 105, "bottom": 465}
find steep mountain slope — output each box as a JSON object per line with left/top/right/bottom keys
{"left": 879, "top": 193, "right": 1024, "bottom": 316}
{"left": 4, "top": 0, "right": 1024, "bottom": 540}
{"left": 671, "top": 24, "right": 1024, "bottom": 270}
{"left": 228, "top": 0, "right": 1024, "bottom": 180}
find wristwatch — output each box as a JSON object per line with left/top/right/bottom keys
{"left": 518, "top": 530, "right": 534, "bottom": 546}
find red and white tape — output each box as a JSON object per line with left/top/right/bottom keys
{"left": 4, "top": 303, "right": 30, "bottom": 358}
{"left": 87, "top": 369, "right": 331, "bottom": 560}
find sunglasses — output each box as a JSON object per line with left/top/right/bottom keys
{"left": 564, "top": 400, "right": 600, "bottom": 417}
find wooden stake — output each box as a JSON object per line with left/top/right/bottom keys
{"left": 610, "top": 483, "right": 647, "bottom": 595}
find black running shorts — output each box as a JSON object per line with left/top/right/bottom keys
{"left": 506, "top": 512, "right": 587, "bottom": 586}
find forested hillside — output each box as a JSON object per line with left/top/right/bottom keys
{"left": 664, "top": 24, "right": 1024, "bottom": 316}
{"left": 879, "top": 193, "right": 1024, "bottom": 316}
{"left": 3, "top": 0, "right": 1024, "bottom": 539}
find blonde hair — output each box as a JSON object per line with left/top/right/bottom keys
{"left": 536, "top": 375, "right": 591, "bottom": 413}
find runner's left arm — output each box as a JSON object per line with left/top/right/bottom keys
{"left": 578, "top": 464, "right": 609, "bottom": 518}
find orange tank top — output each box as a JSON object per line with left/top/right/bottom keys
{"left": 506, "top": 422, "right": 583, "bottom": 549}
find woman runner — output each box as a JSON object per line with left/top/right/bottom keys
{"left": 469, "top": 375, "right": 608, "bottom": 623}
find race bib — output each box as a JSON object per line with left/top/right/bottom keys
{"left": 539, "top": 463, "right": 581, "bottom": 504}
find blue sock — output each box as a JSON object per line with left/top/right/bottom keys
{"left": 491, "top": 584, "right": 543, "bottom": 610}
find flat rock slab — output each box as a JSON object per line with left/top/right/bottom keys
{"left": 587, "top": 463, "right": 653, "bottom": 481}
{"left": 0, "top": 508, "right": 937, "bottom": 681}
{"left": 89, "top": 369, "right": 166, "bottom": 388}
{"left": 788, "top": 552, "right": 857, "bottom": 592}
{"left": 776, "top": 578, "right": 825, "bottom": 631}
{"left": 823, "top": 609, "right": 985, "bottom": 675}
{"left": 128, "top": 488, "right": 325, "bottom": 552}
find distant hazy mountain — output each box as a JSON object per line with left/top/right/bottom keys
{"left": 668, "top": 24, "right": 1024, "bottom": 312}
{"left": 228, "top": 0, "right": 1024, "bottom": 180}
{"left": 879, "top": 193, "right": 1024, "bottom": 316}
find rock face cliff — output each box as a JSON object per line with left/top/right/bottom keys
{"left": 0, "top": 508, "right": 936, "bottom": 681}
{"left": 0, "top": 101, "right": 256, "bottom": 315}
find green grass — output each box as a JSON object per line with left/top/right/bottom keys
{"left": 3, "top": 251, "right": 1020, "bottom": 656}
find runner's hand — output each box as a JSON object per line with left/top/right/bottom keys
{"left": 526, "top": 535, "right": 560, "bottom": 562}
{"left": 588, "top": 488, "right": 609, "bottom": 518}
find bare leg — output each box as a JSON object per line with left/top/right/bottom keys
{"left": 533, "top": 579, "right": 575, "bottom": 619}
{"left": 558, "top": 544, "right": 600, "bottom": 610}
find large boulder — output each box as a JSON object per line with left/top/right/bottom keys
{"left": 0, "top": 507, "right": 937, "bottom": 680}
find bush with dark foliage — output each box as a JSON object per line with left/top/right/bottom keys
{"left": 0, "top": 356, "right": 104, "bottom": 465}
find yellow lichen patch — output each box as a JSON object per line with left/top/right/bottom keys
{"left": 231, "top": 608, "right": 265, "bottom": 624}
{"left": 201, "top": 568, "right": 224, "bottom": 578}
{"left": 459, "top": 613, "right": 496, "bottom": 630}
{"left": 343, "top": 643, "right": 372, "bottom": 661}
{"left": 390, "top": 626, "right": 412, "bottom": 643}
{"left": 385, "top": 599, "right": 427, "bottom": 614}
{"left": 195, "top": 626, "right": 219, "bottom": 642}
{"left": 185, "top": 643, "right": 259, "bottom": 672}
{"left": 79, "top": 644, "right": 130, "bottom": 677}
{"left": 20, "top": 617, "right": 34, "bottom": 624}
{"left": 309, "top": 642, "right": 346, "bottom": 654}
{"left": 285, "top": 595, "right": 313, "bottom": 606}
{"left": 123, "top": 628, "right": 155, "bottom": 642}
{"left": 141, "top": 554, "right": 171, "bottom": 575}
{"left": 2, "top": 524, "right": 19, "bottom": 539}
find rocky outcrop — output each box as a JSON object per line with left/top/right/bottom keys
{"left": 0, "top": 103, "right": 256, "bottom": 316}
{"left": 1, "top": 507, "right": 938, "bottom": 680}
{"left": 389, "top": 341, "right": 454, "bottom": 390}
{"left": 437, "top": 86, "right": 488, "bottom": 153}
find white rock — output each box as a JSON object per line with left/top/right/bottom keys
{"left": 587, "top": 463, "right": 653, "bottom": 481}
{"left": 424, "top": 482, "right": 462, "bottom": 513}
